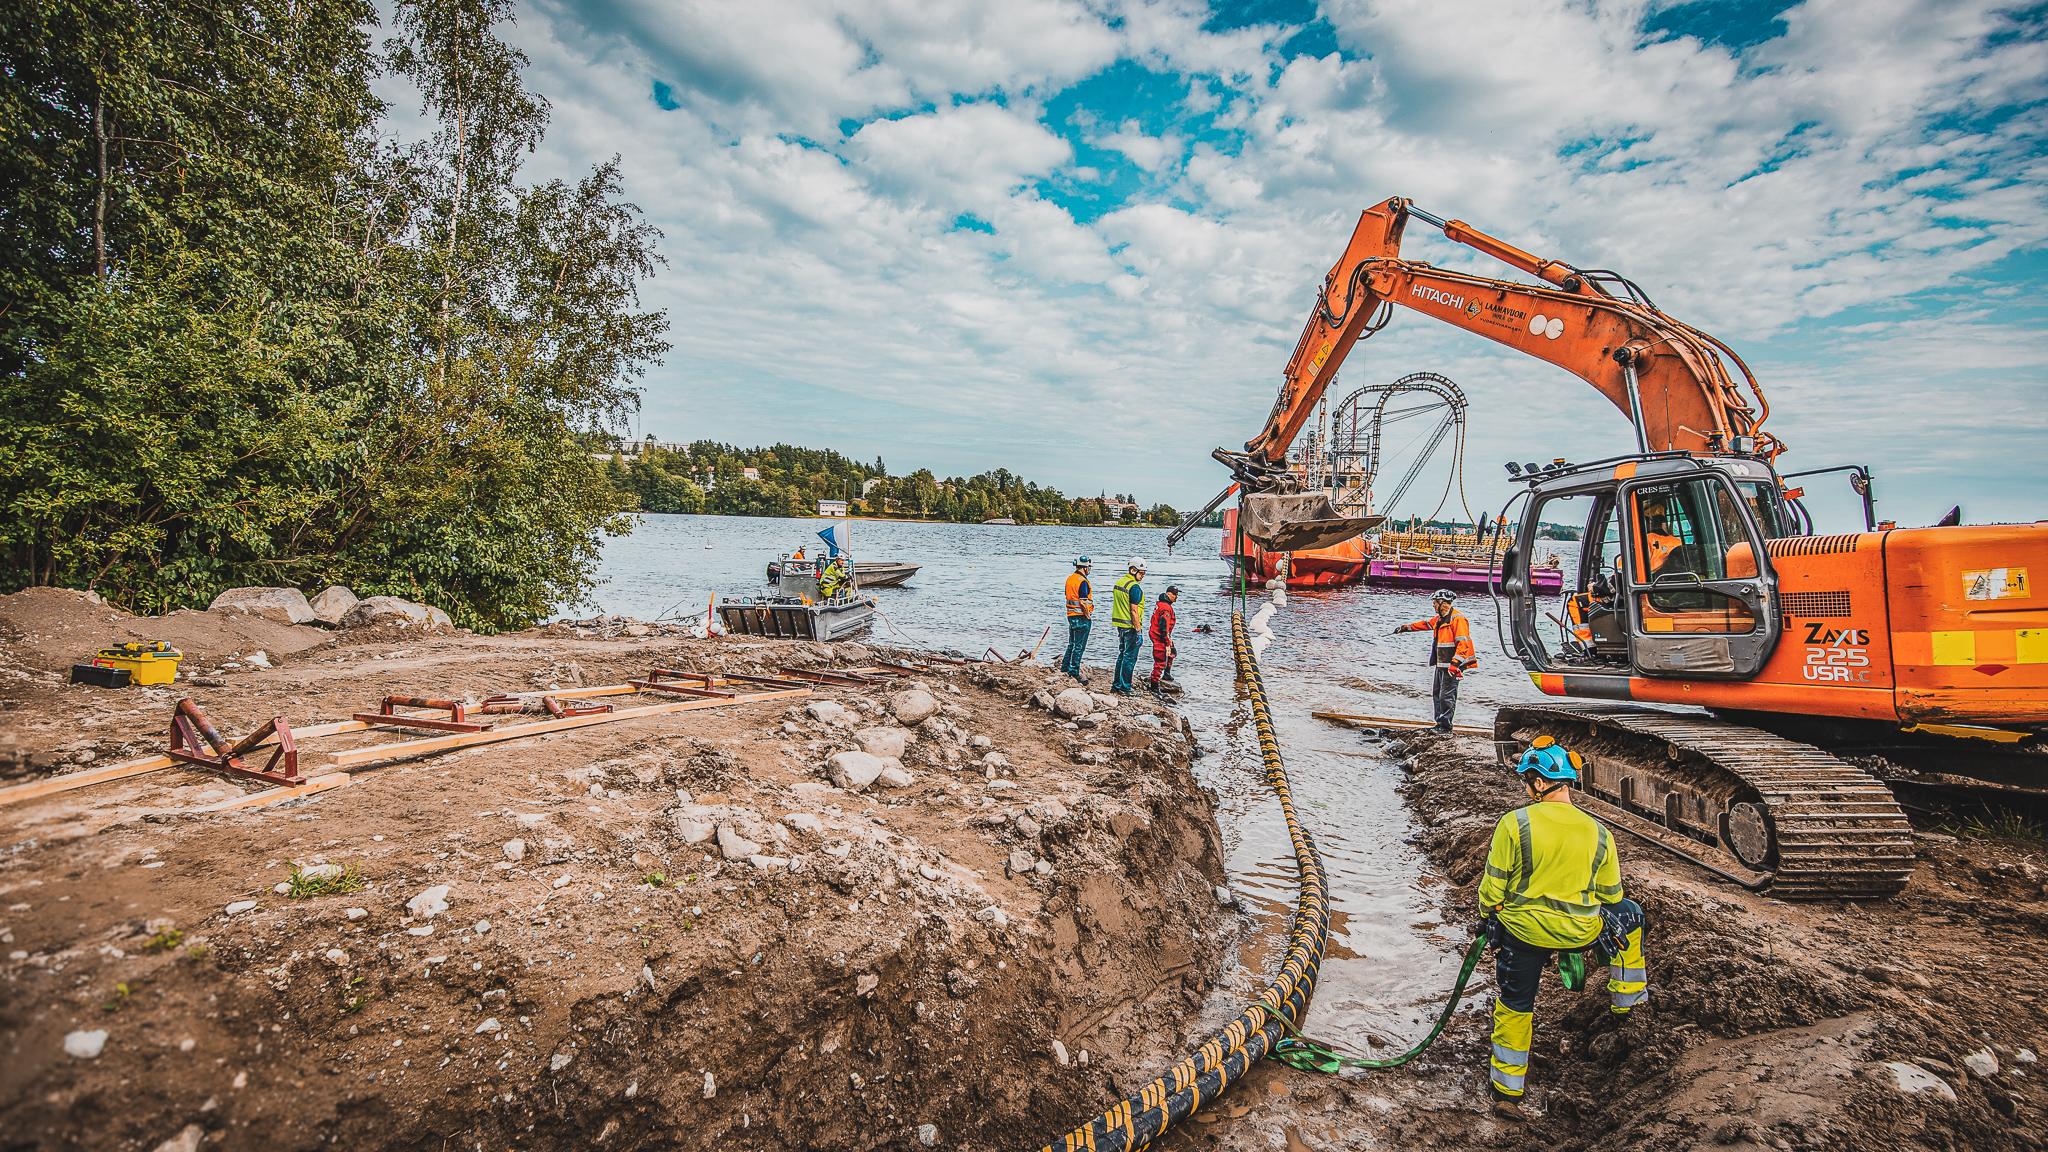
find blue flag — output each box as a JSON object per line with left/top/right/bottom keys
{"left": 817, "top": 524, "right": 849, "bottom": 557}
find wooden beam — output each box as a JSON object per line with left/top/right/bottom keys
{"left": 0, "top": 719, "right": 372, "bottom": 809}
{"left": 325, "top": 687, "right": 810, "bottom": 768}
{"left": 1311, "top": 710, "right": 1492, "bottom": 738}
{"left": 193, "top": 772, "right": 353, "bottom": 813}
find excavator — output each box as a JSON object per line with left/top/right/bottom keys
{"left": 1203, "top": 196, "right": 2048, "bottom": 899}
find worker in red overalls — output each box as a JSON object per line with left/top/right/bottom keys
{"left": 1147, "top": 585, "right": 1180, "bottom": 692}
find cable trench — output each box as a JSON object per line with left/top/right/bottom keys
{"left": 1035, "top": 612, "right": 1330, "bottom": 1151}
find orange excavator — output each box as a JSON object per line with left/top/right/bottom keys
{"left": 1211, "top": 196, "right": 2048, "bottom": 898}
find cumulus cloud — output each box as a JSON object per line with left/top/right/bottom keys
{"left": 488, "top": 0, "right": 2046, "bottom": 525}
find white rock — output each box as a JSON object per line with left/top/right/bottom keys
{"left": 323, "top": 948, "right": 349, "bottom": 965}
{"left": 828, "top": 750, "right": 888, "bottom": 791}
{"left": 1215, "top": 885, "right": 1235, "bottom": 906}
{"left": 718, "top": 824, "right": 764, "bottom": 861}
{"left": 208, "top": 586, "right": 316, "bottom": 625}
{"left": 502, "top": 838, "right": 526, "bottom": 862}
{"left": 889, "top": 689, "right": 940, "bottom": 725}
{"left": 308, "top": 585, "right": 359, "bottom": 626}
{"left": 476, "top": 1017, "right": 502, "bottom": 1034}
{"left": 225, "top": 900, "right": 258, "bottom": 915}
{"left": 703, "top": 1071, "right": 717, "bottom": 1098}
{"left": 407, "top": 925, "right": 434, "bottom": 937}
{"left": 749, "top": 855, "right": 791, "bottom": 873}
{"left": 1052, "top": 688, "right": 1093, "bottom": 718}
{"left": 1007, "top": 849, "right": 1035, "bottom": 875}
{"left": 345, "top": 907, "right": 368, "bottom": 921}
{"left": 1882, "top": 1061, "right": 1957, "bottom": 1101}
{"left": 969, "top": 734, "right": 992, "bottom": 750}
{"left": 514, "top": 813, "right": 548, "bottom": 828}
{"left": 1075, "top": 713, "right": 1104, "bottom": 730}
{"left": 151, "top": 1124, "right": 205, "bottom": 1152}
{"left": 1014, "top": 814, "right": 1041, "bottom": 838}
{"left": 1088, "top": 693, "right": 1117, "bottom": 712}
{"left": 805, "top": 700, "right": 850, "bottom": 725}
{"left": 1052, "top": 1039, "right": 1071, "bottom": 1066}
{"left": 405, "top": 884, "right": 451, "bottom": 919}
{"left": 1964, "top": 1048, "right": 2000, "bottom": 1078}
{"left": 673, "top": 813, "right": 717, "bottom": 844}
{"left": 1033, "top": 859, "right": 1053, "bottom": 877}
{"left": 64, "top": 1029, "right": 108, "bottom": 1059}
{"left": 273, "top": 882, "right": 291, "bottom": 894}
{"left": 474, "top": 920, "right": 491, "bottom": 935}
{"left": 856, "top": 973, "right": 880, "bottom": 997}
{"left": 856, "top": 726, "right": 912, "bottom": 759}
{"left": 974, "top": 906, "right": 1008, "bottom": 929}
{"left": 297, "top": 862, "right": 343, "bottom": 883}
{"left": 2018, "top": 1048, "right": 2037, "bottom": 1064}
{"left": 876, "top": 765, "right": 915, "bottom": 789}
{"left": 783, "top": 812, "right": 824, "bottom": 835}
{"left": 1030, "top": 799, "right": 1070, "bottom": 822}
{"left": 982, "top": 751, "right": 1011, "bottom": 772}
{"left": 245, "top": 650, "right": 272, "bottom": 669}
{"left": 550, "top": 1051, "right": 574, "bottom": 1073}
{"left": 916, "top": 1123, "right": 940, "bottom": 1147}
{"left": 551, "top": 873, "right": 572, "bottom": 889}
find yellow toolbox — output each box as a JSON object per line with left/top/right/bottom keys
{"left": 91, "top": 641, "right": 183, "bottom": 686}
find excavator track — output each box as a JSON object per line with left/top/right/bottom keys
{"left": 1494, "top": 704, "right": 1914, "bottom": 900}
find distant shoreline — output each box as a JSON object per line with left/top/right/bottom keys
{"left": 628, "top": 511, "right": 1204, "bottom": 530}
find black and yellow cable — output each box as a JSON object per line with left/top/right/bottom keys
{"left": 1035, "top": 611, "right": 1330, "bottom": 1152}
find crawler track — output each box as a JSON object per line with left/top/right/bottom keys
{"left": 1495, "top": 704, "right": 1914, "bottom": 900}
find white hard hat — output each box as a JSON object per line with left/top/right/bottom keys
{"left": 1129, "top": 557, "right": 1147, "bottom": 572}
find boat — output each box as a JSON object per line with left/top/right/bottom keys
{"left": 1362, "top": 529, "right": 1565, "bottom": 595}
{"left": 766, "top": 558, "right": 921, "bottom": 587}
{"left": 1220, "top": 507, "right": 1372, "bottom": 588}
{"left": 725, "top": 555, "right": 875, "bottom": 641}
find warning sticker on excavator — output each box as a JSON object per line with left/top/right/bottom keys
{"left": 1963, "top": 567, "right": 2030, "bottom": 601}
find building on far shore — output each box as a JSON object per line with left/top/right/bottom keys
{"left": 741, "top": 467, "right": 761, "bottom": 481}
{"left": 817, "top": 499, "right": 849, "bottom": 517}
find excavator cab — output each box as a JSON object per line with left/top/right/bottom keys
{"left": 1503, "top": 455, "right": 1784, "bottom": 683}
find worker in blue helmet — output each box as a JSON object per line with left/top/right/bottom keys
{"left": 1477, "top": 736, "right": 1649, "bottom": 1117}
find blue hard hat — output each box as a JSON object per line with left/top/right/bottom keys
{"left": 1516, "top": 737, "right": 1581, "bottom": 782}
{"left": 1075, "top": 555, "right": 1092, "bottom": 567}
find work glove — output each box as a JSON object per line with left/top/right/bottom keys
{"left": 1389, "top": 626, "right": 1404, "bottom": 636}
{"left": 1481, "top": 915, "right": 1506, "bottom": 951}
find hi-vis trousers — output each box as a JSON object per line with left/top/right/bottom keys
{"left": 1489, "top": 898, "right": 1648, "bottom": 1098}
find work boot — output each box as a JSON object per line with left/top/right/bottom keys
{"left": 1489, "top": 1087, "right": 1523, "bottom": 1121}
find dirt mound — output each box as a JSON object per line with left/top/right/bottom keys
{"left": 1393, "top": 732, "right": 2048, "bottom": 1151}
{"left": 0, "top": 586, "right": 333, "bottom": 677}
{"left": 0, "top": 633, "right": 1231, "bottom": 1150}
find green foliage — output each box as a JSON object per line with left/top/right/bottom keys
{"left": 285, "top": 862, "right": 368, "bottom": 898}
{"left": 612, "top": 443, "right": 1166, "bottom": 526}
{"left": 140, "top": 928, "right": 184, "bottom": 952}
{"left": 0, "top": 0, "right": 665, "bottom": 630}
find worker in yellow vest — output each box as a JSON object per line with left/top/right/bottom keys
{"left": 1110, "top": 558, "right": 1146, "bottom": 695}
{"left": 1479, "top": 737, "right": 1649, "bottom": 1116}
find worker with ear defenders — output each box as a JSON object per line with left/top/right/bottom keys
{"left": 1393, "top": 589, "right": 1477, "bottom": 732}
{"left": 1478, "top": 737, "right": 1648, "bottom": 1116}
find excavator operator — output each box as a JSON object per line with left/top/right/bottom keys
{"left": 1565, "top": 570, "right": 1621, "bottom": 659}
{"left": 1640, "top": 499, "right": 1684, "bottom": 575}
{"left": 1480, "top": 737, "right": 1649, "bottom": 1116}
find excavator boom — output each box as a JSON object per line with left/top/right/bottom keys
{"left": 1242, "top": 198, "right": 1777, "bottom": 479}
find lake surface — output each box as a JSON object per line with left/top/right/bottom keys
{"left": 580, "top": 513, "right": 1561, "bottom": 1045}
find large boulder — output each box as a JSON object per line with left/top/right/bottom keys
{"left": 855, "top": 726, "right": 911, "bottom": 759}
{"left": 888, "top": 689, "right": 940, "bottom": 726}
{"left": 208, "top": 587, "right": 316, "bottom": 626}
{"left": 1052, "top": 687, "right": 1093, "bottom": 718}
{"left": 308, "top": 585, "right": 360, "bottom": 626}
{"left": 341, "top": 595, "right": 453, "bottom": 632}
{"left": 827, "top": 750, "right": 887, "bottom": 791}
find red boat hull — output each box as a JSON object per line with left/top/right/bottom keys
{"left": 1219, "top": 508, "right": 1370, "bottom": 588}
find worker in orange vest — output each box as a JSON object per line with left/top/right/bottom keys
{"left": 1393, "top": 589, "right": 1478, "bottom": 732}
{"left": 1060, "top": 556, "right": 1094, "bottom": 681}
{"left": 1641, "top": 498, "right": 1683, "bottom": 574}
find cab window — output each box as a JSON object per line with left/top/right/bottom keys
{"left": 1627, "top": 478, "right": 1758, "bottom": 634}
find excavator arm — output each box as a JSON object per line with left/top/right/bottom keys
{"left": 1242, "top": 198, "right": 1777, "bottom": 475}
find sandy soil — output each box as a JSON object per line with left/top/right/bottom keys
{"left": 0, "top": 590, "right": 1234, "bottom": 1150}
{"left": 1171, "top": 728, "right": 2048, "bottom": 1152}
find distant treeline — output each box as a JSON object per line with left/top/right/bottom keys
{"left": 608, "top": 441, "right": 1180, "bottom": 527}
{"left": 1384, "top": 516, "right": 1583, "bottom": 541}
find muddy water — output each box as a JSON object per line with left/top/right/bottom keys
{"left": 582, "top": 514, "right": 1562, "bottom": 1050}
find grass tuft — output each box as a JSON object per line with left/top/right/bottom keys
{"left": 286, "top": 863, "right": 368, "bottom": 899}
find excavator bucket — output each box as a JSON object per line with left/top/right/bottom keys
{"left": 1239, "top": 492, "right": 1384, "bottom": 552}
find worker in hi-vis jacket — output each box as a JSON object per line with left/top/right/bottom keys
{"left": 1393, "top": 589, "right": 1477, "bottom": 732}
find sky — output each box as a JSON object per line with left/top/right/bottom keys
{"left": 450, "top": 0, "right": 2047, "bottom": 529}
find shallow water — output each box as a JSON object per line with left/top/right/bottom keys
{"left": 579, "top": 513, "right": 1562, "bottom": 1047}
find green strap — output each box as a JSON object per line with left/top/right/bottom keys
{"left": 1271, "top": 934, "right": 1489, "bottom": 1074}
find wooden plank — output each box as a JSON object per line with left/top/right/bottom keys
{"left": 325, "top": 687, "right": 810, "bottom": 768}
{"left": 1311, "top": 710, "right": 1492, "bottom": 737}
{"left": 0, "top": 718, "right": 374, "bottom": 809}
{"left": 193, "top": 772, "right": 353, "bottom": 813}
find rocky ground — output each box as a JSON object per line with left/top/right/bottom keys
{"left": 1167, "top": 728, "right": 2048, "bottom": 1152}
{"left": 0, "top": 589, "right": 1235, "bottom": 1150}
